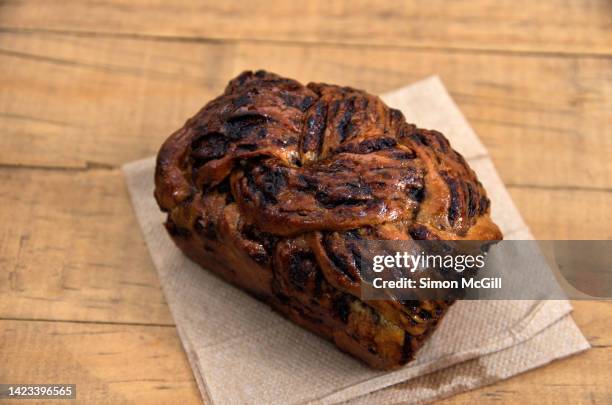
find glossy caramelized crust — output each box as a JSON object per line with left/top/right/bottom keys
{"left": 155, "top": 70, "right": 502, "bottom": 369}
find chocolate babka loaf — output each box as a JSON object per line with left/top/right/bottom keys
{"left": 154, "top": 70, "right": 502, "bottom": 369}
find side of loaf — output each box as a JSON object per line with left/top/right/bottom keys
{"left": 154, "top": 70, "right": 502, "bottom": 369}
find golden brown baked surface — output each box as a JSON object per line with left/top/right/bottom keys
{"left": 154, "top": 70, "right": 502, "bottom": 369}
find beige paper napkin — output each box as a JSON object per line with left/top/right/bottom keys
{"left": 123, "top": 76, "right": 588, "bottom": 405}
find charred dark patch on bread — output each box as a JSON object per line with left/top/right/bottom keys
{"left": 224, "top": 112, "right": 270, "bottom": 141}
{"left": 302, "top": 100, "right": 328, "bottom": 157}
{"left": 191, "top": 132, "right": 229, "bottom": 166}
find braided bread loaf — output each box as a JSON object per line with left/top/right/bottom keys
{"left": 154, "top": 71, "right": 502, "bottom": 369}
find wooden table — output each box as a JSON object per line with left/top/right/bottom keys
{"left": 1, "top": 1, "right": 611, "bottom": 403}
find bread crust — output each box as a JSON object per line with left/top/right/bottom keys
{"left": 154, "top": 70, "right": 502, "bottom": 369}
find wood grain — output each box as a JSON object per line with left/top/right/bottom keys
{"left": 1, "top": 0, "right": 611, "bottom": 55}
{"left": 508, "top": 187, "right": 612, "bottom": 240}
{"left": 1, "top": 32, "right": 611, "bottom": 190}
{"left": 0, "top": 167, "right": 172, "bottom": 324}
{"left": 0, "top": 33, "right": 235, "bottom": 169}
{"left": 0, "top": 320, "right": 200, "bottom": 404}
